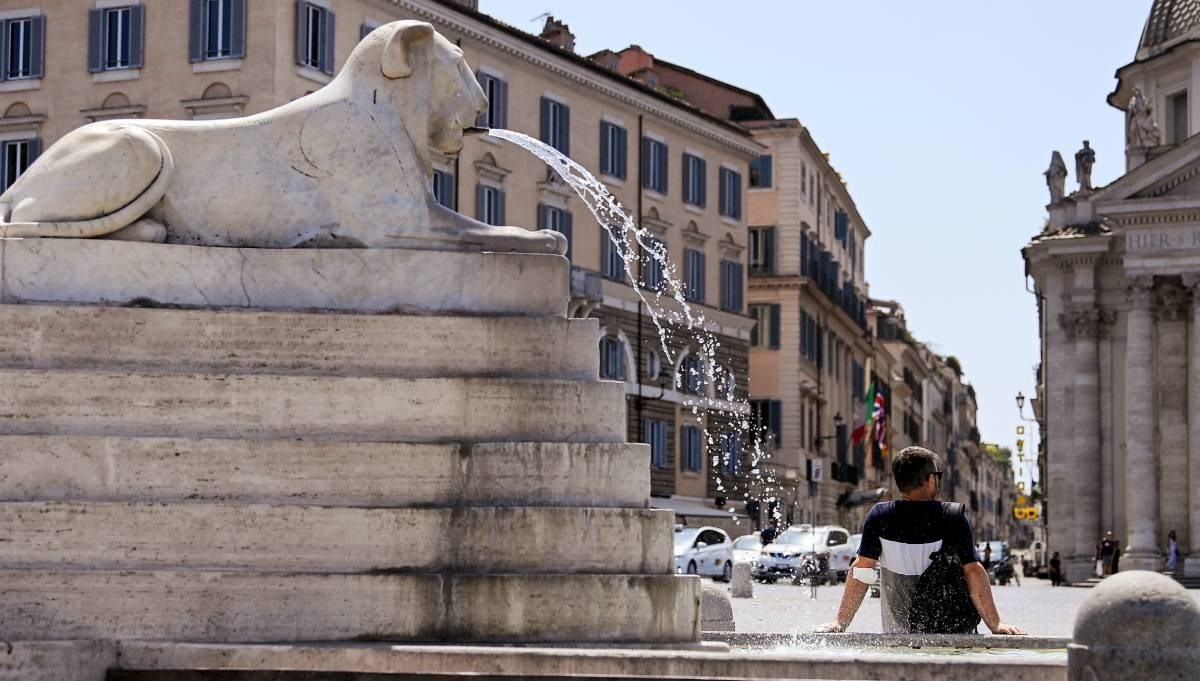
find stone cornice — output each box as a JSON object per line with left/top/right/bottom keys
{"left": 398, "top": 0, "right": 763, "bottom": 158}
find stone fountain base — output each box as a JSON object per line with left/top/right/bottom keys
{"left": 0, "top": 239, "right": 697, "bottom": 651}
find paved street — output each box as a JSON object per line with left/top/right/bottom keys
{"left": 720, "top": 576, "right": 1200, "bottom": 638}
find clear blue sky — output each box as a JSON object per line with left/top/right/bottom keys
{"left": 485, "top": 0, "right": 1152, "bottom": 478}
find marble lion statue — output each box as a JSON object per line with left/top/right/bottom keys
{"left": 0, "top": 21, "right": 566, "bottom": 255}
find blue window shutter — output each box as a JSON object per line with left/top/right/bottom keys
{"left": 474, "top": 184, "right": 485, "bottom": 222}
{"left": 562, "top": 211, "right": 573, "bottom": 260}
{"left": 736, "top": 263, "right": 744, "bottom": 310}
{"left": 769, "top": 304, "right": 780, "bottom": 349}
{"left": 474, "top": 73, "right": 489, "bottom": 127}
{"left": 188, "top": 0, "right": 204, "bottom": 62}
{"left": 718, "top": 260, "right": 727, "bottom": 308}
{"left": 294, "top": 1, "right": 308, "bottom": 67}
{"left": 681, "top": 154, "right": 690, "bottom": 202}
{"left": 616, "top": 126, "right": 627, "bottom": 179}
{"left": 658, "top": 142, "right": 668, "bottom": 193}
{"left": 496, "top": 188, "right": 506, "bottom": 225}
{"left": 496, "top": 79, "right": 508, "bottom": 129}
{"left": 87, "top": 9, "right": 103, "bottom": 73}
{"left": 536, "top": 203, "right": 549, "bottom": 230}
{"left": 732, "top": 171, "right": 742, "bottom": 218}
{"left": 539, "top": 97, "right": 551, "bottom": 145}
{"left": 698, "top": 252, "right": 706, "bottom": 302}
{"left": 764, "top": 227, "right": 776, "bottom": 273}
{"left": 230, "top": 0, "right": 247, "bottom": 59}
{"left": 640, "top": 138, "right": 650, "bottom": 188}
{"left": 599, "top": 122, "right": 609, "bottom": 174}
{"left": 697, "top": 158, "right": 707, "bottom": 207}
{"left": 129, "top": 4, "right": 145, "bottom": 69}
{"left": 560, "top": 103, "right": 570, "bottom": 156}
{"left": 0, "top": 21, "right": 9, "bottom": 80}
{"left": 321, "top": 7, "right": 335, "bottom": 75}
{"left": 29, "top": 16, "right": 44, "bottom": 78}
{"left": 769, "top": 401, "right": 782, "bottom": 447}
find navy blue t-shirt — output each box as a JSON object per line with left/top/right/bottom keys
{"left": 857, "top": 500, "right": 980, "bottom": 632}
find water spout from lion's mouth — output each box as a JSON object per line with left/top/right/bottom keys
{"left": 463, "top": 126, "right": 490, "bottom": 136}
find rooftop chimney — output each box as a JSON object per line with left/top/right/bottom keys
{"left": 539, "top": 16, "right": 576, "bottom": 53}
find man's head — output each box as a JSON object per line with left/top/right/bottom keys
{"left": 892, "top": 446, "right": 942, "bottom": 498}
{"left": 1105, "top": 530, "right": 1114, "bottom": 539}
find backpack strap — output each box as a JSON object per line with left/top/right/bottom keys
{"left": 939, "top": 502, "right": 966, "bottom": 551}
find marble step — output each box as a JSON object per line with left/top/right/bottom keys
{"left": 0, "top": 437, "right": 650, "bottom": 508}
{"left": 0, "top": 305, "right": 599, "bottom": 380}
{"left": 0, "top": 502, "right": 672, "bottom": 574}
{"left": 0, "top": 370, "right": 625, "bottom": 442}
{"left": 0, "top": 570, "right": 701, "bottom": 644}
{"left": 0, "top": 238, "right": 570, "bottom": 316}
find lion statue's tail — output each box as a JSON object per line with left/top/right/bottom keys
{"left": 0, "top": 130, "right": 175, "bottom": 239}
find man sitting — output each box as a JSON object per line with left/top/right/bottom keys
{"left": 816, "top": 446, "right": 1025, "bottom": 635}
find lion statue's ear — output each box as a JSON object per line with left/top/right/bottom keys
{"left": 381, "top": 22, "right": 436, "bottom": 79}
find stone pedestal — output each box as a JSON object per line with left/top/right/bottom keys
{"left": 0, "top": 239, "right": 699, "bottom": 646}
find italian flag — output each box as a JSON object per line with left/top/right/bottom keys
{"left": 851, "top": 381, "right": 876, "bottom": 445}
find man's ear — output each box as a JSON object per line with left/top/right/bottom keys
{"left": 382, "top": 22, "right": 435, "bottom": 79}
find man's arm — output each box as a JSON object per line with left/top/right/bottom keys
{"left": 814, "top": 556, "right": 877, "bottom": 633}
{"left": 963, "top": 562, "right": 1026, "bottom": 635}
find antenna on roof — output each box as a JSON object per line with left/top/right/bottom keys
{"left": 531, "top": 11, "right": 552, "bottom": 25}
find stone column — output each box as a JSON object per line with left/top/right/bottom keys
{"left": 1156, "top": 283, "right": 1190, "bottom": 569}
{"left": 1061, "top": 305, "right": 1112, "bottom": 582}
{"left": 1124, "top": 276, "right": 1161, "bottom": 570}
{"left": 1184, "top": 274, "right": 1200, "bottom": 577}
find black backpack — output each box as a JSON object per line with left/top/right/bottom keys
{"left": 907, "top": 503, "right": 981, "bottom": 634}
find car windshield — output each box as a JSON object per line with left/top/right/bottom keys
{"left": 733, "top": 536, "right": 761, "bottom": 551}
{"left": 674, "top": 528, "right": 700, "bottom": 550}
{"left": 773, "top": 529, "right": 818, "bottom": 552}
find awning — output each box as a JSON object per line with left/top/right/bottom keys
{"left": 651, "top": 495, "right": 747, "bottom": 520}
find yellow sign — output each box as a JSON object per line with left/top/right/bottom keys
{"left": 1014, "top": 506, "right": 1039, "bottom": 520}
{"left": 1016, "top": 481, "right": 1026, "bottom": 492}
{"left": 1017, "top": 495, "right": 1027, "bottom": 505}
{"left": 1016, "top": 438, "right": 1024, "bottom": 452}
{"left": 1016, "top": 425, "right": 1025, "bottom": 435}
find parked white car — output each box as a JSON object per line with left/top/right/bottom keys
{"left": 827, "top": 533, "right": 862, "bottom": 582}
{"left": 753, "top": 524, "right": 853, "bottom": 585}
{"left": 731, "top": 533, "right": 762, "bottom": 565}
{"left": 674, "top": 526, "right": 734, "bottom": 581}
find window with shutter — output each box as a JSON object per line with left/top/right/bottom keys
{"left": 682, "top": 154, "right": 705, "bottom": 207}
{"left": 1, "top": 138, "right": 37, "bottom": 191}
{"left": 641, "top": 235, "right": 665, "bottom": 291}
{"left": 539, "top": 98, "right": 570, "bottom": 154}
{"left": 719, "top": 260, "right": 743, "bottom": 311}
{"left": 682, "top": 426, "right": 702, "bottom": 472}
{"left": 601, "top": 231, "right": 625, "bottom": 282}
{"left": 721, "top": 434, "right": 740, "bottom": 475}
{"left": 297, "top": 1, "right": 333, "bottom": 72}
{"left": 599, "top": 336, "right": 625, "bottom": 380}
{"left": 679, "top": 355, "right": 704, "bottom": 395}
{"left": 644, "top": 419, "right": 668, "bottom": 468}
{"left": 768, "top": 304, "right": 780, "bottom": 349}
{"left": 748, "top": 304, "right": 768, "bottom": 348}
{"left": 1, "top": 17, "right": 38, "bottom": 80}
{"left": 642, "top": 138, "right": 668, "bottom": 193}
{"left": 476, "top": 73, "right": 507, "bottom": 129}
{"left": 599, "top": 121, "right": 627, "bottom": 179}
{"left": 748, "top": 226, "right": 774, "bottom": 274}
{"left": 719, "top": 168, "right": 741, "bottom": 219}
{"left": 432, "top": 170, "right": 455, "bottom": 210}
{"left": 683, "top": 248, "right": 705, "bottom": 303}
{"left": 475, "top": 184, "right": 504, "bottom": 226}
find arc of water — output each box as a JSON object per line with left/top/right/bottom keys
{"left": 488, "top": 129, "right": 783, "bottom": 519}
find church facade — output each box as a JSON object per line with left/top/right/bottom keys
{"left": 1024, "top": 0, "right": 1200, "bottom": 582}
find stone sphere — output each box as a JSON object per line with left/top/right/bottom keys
{"left": 1073, "top": 570, "right": 1200, "bottom": 648}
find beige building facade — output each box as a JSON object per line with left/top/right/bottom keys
{"left": 1025, "top": 0, "right": 1200, "bottom": 582}
{"left": 0, "top": 0, "right": 762, "bottom": 533}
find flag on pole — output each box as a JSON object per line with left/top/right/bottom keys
{"left": 851, "top": 381, "right": 876, "bottom": 445}
{"left": 873, "top": 390, "right": 889, "bottom": 454}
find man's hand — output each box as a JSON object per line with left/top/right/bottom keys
{"left": 989, "top": 622, "right": 1027, "bottom": 636}
{"left": 813, "top": 620, "right": 846, "bottom": 633}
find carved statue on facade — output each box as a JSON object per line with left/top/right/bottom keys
{"left": 1075, "top": 141, "right": 1095, "bottom": 192}
{"left": 0, "top": 21, "right": 567, "bottom": 256}
{"left": 1045, "top": 151, "right": 1068, "bottom": 204}
{"left": 1128, "top": 88, "right": 1162, "bottom": 150}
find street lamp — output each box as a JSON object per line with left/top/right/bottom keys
{"left": 1015, "top": 391, "right": 1036, "bottom": 423}
{"left": 813, "top": 412, "right": 844, "bottom": 449}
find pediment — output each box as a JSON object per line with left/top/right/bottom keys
{"left": 1094, "top": 134, "right": 1200, "bottom": 202}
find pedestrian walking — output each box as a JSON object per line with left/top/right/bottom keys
{"left": 1096, "top": 531, "right": 1117, "bottom": 577}
{"left": 1167, "top": 530, "right": 1179, "bottom": 573}
{"left": 814, "top": 446, "right": 1025, "bottom": 635}
{"left": 760, "top": 524, "right": 777, "bottom": 547}
{"left": 982, "top": 544, "right": 993, "bottom": 572}
{"left": 1049, "top": 552, "right": 1062, "bottom": 586}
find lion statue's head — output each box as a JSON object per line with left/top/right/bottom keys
{"left": 344, "top": 21, "right": 488, "bottom": 159}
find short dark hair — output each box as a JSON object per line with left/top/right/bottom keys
{"left": 892, "top": 446, "right": 941, "bottom": 492}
